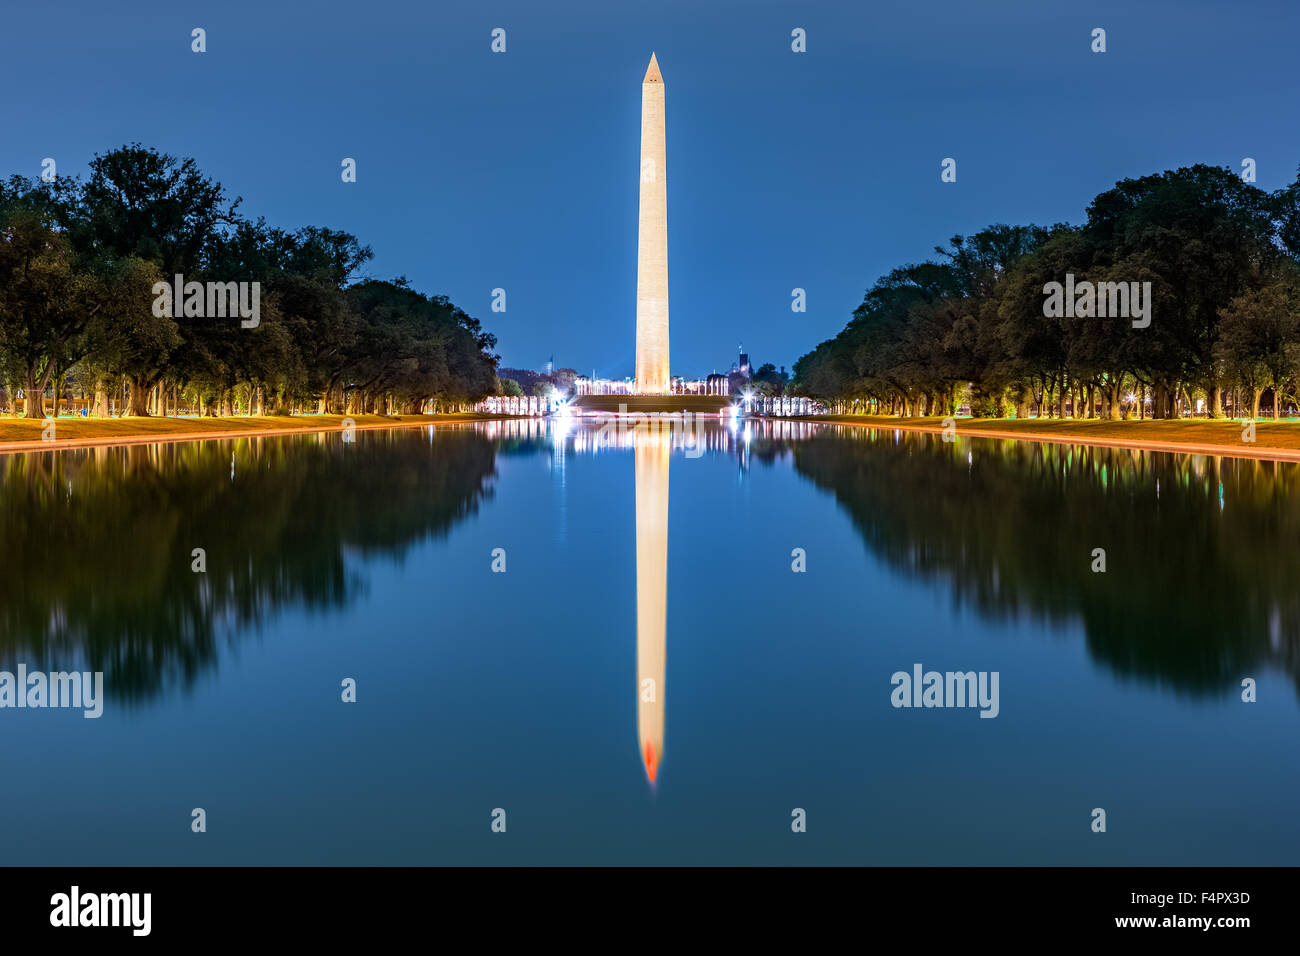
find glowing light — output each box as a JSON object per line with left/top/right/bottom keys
{"left": 643, "top": 741, "right": 659, "bottom": 783}
{"left": 551, "top": 411, "right": 573, "bottom": 446}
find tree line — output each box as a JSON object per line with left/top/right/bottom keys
{"left": 0, "top": 144, "right": 500, "bottom": 418}
{"left": 498, "top": 366, "right": 580, "bottom": 398}
{"left": 793, "top": 164, "right": 1300, "bottom": 419}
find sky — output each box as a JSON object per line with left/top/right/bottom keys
{"left": 2, "top": 0, "right": 1298, "bottom": 378}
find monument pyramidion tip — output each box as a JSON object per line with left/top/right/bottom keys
{"left": 644, "top": 51, "right": 662, "bottom": 84}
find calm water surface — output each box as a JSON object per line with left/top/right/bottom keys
{"left": 1, "top": 418, "right": 1297, "bottom": 864}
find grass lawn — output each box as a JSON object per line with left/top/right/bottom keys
{"left": 809, "top": 414, "right": 1300, "bottom": 453}
{"left": 0, "top": 412, "right": 508, "bottom": 448}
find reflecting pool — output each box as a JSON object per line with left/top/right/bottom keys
{"left": 1, "top": 418, "right": 1296, "bottom": 864}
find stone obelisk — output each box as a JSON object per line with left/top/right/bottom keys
{"left": 635, "top": 53, "right": 670, "bottom": 394}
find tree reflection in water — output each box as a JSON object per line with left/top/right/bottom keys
{"left": 0, "top": 427, "right": 498, "bottom": 703}
{"left": 755, "top": 424, "right": 1300, "bottom": 698}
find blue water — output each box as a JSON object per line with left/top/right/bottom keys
{"left": 1, "top": 418, "right": 1296, "bottom": 864}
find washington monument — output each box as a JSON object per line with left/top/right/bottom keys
{"left": 635, "top": 52, "right": 670, "bottom": 394}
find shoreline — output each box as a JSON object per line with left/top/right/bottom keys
{"left": 0, "top": 413, "right": 521, "bottom": 456}
{"left": 796, "top": 415, "right": 1300, "bottom": 463}
{"left": 12, "top": 410, "right": 1300, "bottom": 464}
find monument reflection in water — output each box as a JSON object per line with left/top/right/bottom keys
{"left": 634, "top": 422, "right": 670, "bottom": 783}
{"left": 576, "top": 414, "right": 715, "bottom": 786}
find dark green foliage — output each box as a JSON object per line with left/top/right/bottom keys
{"left": 0, "top": 145, "right": 500, "bottom": 417}
{"left": 794, "top": 165, "right": 1300, "bottom": 420}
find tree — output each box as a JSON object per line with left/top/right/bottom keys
{"left": 1215, "top": 277, "right": 1300, "bottom": 419}
{"left": 82, "top": 257, "right": 180, "bottom": 416}
{"left": 57, "top": 145, "right": 239, "bottom": 415}
{"left": 751, "top": 362, "right": 789, "bottom": 395}
{"left": 1082, "top": 165, "right": 1281, "bottom": 417}
{"left": 0, "top": 145, "right": 501, "bottom": 419}
{"left": 551, "top": 367, "right": 579, "bottom": 393}
{"left": 68, "top": 143, "right": 239, "bottom": 275}
{"left": 500, "top": 378, "right": 523, "bottom": 397}
{"left": 340, "top": 280, "right": 496, "bottom": 414}
{"left": 0, "top": 201, "right": 100, "bottom": 417}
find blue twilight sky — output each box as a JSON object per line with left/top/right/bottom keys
{"left": 2, "top": 0, "right": 1297, "bottom": 377}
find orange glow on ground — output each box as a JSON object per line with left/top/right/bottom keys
{"left": 643, "top": 741, "right": 659, "bottom": 782}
